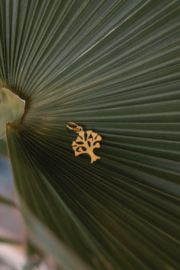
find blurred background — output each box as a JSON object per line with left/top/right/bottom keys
{"left": 0, "top": 137, "right": 57, "bottom": 270}
{"left": 0, "top": 88, "right": 56, "bottom": 269}
{"left": 0, "top": 137, "right": 25, "bottom": 270}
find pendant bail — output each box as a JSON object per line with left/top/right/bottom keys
{"left": 66, "top": 122, "right": 82, "bottom": 133}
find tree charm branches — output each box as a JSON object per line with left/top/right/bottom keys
{"left": 72, "top": 130, "right": 102, "bottom": 163}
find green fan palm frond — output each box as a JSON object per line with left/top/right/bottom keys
{"left": 1, "top": 1, "right": 180, "bottom": 269}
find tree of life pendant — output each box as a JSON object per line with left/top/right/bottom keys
{"left": 66, "top": 122, "right": 102, "bottom": 163}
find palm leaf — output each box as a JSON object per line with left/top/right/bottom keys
{"left": 1, "top": 0, "right": 180, "bottom": 269}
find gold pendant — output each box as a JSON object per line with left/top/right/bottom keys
{"left": 66, "top": 122, "right": 102, "bottom": 163}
